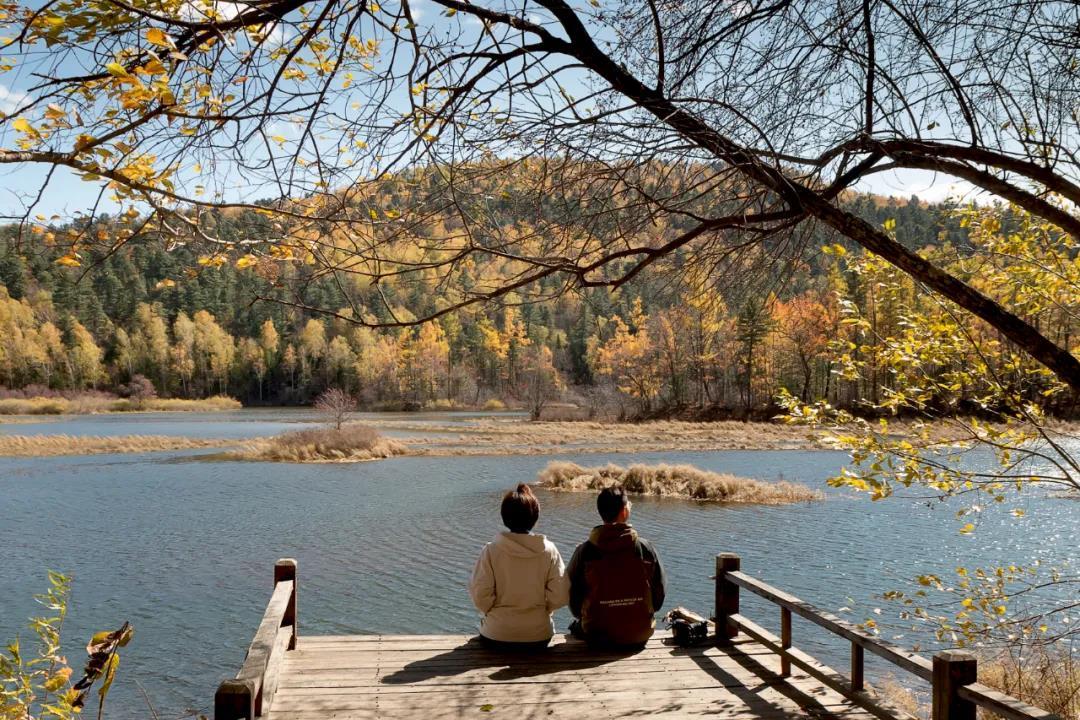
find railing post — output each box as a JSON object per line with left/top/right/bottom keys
{"left": 275, "top": 558, "right": 298, "bottom": 650}
{"left": 215, "top": 678, "right": 255, "bottom": 720}
{"left": 714, "top": 553, "right": 740, "bottom": 643}
{"left": 851, "top": 642, "right": 864, "bottom": 691}
{"left": 780, "top": 607, "right": 792, "bottom": 677}
{"left": 932, "top": 650, "right": 977, "bottom": 720}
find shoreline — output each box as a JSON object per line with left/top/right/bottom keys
{"left": 6, "top": 415, "right": 1075, "bottom": 460}
{"left": 0, "top": 419, "right": 833, "bottom": 459}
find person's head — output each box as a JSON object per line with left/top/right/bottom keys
{"left": 597, "top": 486, "right": 631, "bottom": 524}
{"left": 501, "top": 483, "right": 540, "bottom": 533}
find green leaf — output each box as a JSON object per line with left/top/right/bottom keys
{"left": 98, "top": 654, "right": 119, "bottom": 701}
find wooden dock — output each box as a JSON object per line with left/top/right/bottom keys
{"left": 265, "top": 632, "right": 882, "bottom": 720}
{"left": 214, "top": 557, "right": 1060, "bottom": 720}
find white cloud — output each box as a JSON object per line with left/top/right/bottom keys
{"left": 855, "top": 167, "right": 980, "bottom": 203}
{"left": 0, "top": 83, "right": 28, "bottom": 115}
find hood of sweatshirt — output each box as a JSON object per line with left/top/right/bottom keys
{"left": 493, "top": 531, "right": 549, "bottom": 558}
{"left": 587, "top": 523, "right": 639, "bottom": 552}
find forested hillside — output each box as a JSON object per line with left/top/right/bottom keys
{"left": 0, "top": 191, "right": 999, "bottom": 415}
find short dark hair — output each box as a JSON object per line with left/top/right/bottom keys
{"left": 597, "top": 486, "right": 629, "bottom": 523}
{"left": 501, "top": 483, "right": 540, "bottom": 533}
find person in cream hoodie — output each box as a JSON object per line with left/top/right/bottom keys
{"left": 469, "top": 483, "right": 570, "bottom": 649}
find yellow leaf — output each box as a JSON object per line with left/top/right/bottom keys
{"left": 146, "top": 28, "right": 172, "bottom": 48}
{"left": 154, "top": 278, "right": 176, "bottom": 290}
{"left": 11, "top": 117, "right": 35, "bottom": 135}
{"left": 235, "top": 254, "right": 258, "bottom": 269}
{"left": 105, "top": 62, "right": 130, "bottom": 77}
{"left": 959, "top": 523, "right": 975, "bottom": 534}
{"left": 56, "top": 253, "right": 81, "bottom": 267}
{"left": 43, "top": 667, "right": 72, "bottom": 692}
{"left": 271, "top": 135, "right": 287, "bottom": 144}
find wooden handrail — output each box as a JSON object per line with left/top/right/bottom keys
{"left": 215, "top": 559, "right": 298, "bottom": 720}
{"left": 714, "top": 553, "right": 1061, "bottom": 720}
{"left": 726, "top": 569, "right": 933, "bottom": 681}
{"left": 958, "top": 683, "right": 1060, "bottom": 720}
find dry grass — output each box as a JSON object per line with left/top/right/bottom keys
{"left": 140, "top": 396, "right": 241, "bottom": 412}
{"left": 537, "top": 461, "right": 823, "bottom": 505}
{"left": 978, "top": 646, "right": 1079, "bottom": 720}
{"left": 0, "top": 434, "right": 234, "bottom": 456}
{"left": 875, "top": 676, "right": 925, "bottom": 719}
{"left": 231, "top": 423, "right": 408, "bottom": 462}
{"left": 389, "top": 418, "right": 829, "bottom": 456}
{"left": 0, "top": 394, "right": 240, "bottom": 415}
{"left": 873, "top": 646, "right": 1078, "bottom": 720}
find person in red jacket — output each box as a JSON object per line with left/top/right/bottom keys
{"left": 566, "top": 486, "right": 666, "bottom": 648}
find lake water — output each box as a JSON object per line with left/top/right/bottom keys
{"left": 0, "top": 411, "right": 1075, "bottom": 719}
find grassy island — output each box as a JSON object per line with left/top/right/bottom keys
{"left": 230, "top": 424, "right": 408, "bottom": 463}
{"left": 538, "top": 461, "right": 822, "bottom": 505}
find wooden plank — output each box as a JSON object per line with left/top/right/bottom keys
{"left": 295, "top": 634, "right": 682, "bottom": 651}
{"left": 269, "top": 707, "right": 872, "bottom": 720}
{"left": 276, "top": 673, "right": 783, "bottom": 696}
{"left": 727, "top": 571, "right": 934, "bottom": 681}
{"left": 280, "top": 647, "right": 776, "bottom": 669}
{"left": 261, "top": 626, "right": 293, "bottom": 715}
{"left": 270, "top": 687, "right": 875, "bottom": 711}
{"left": 278, "top": 660, "right": 782, "bottom": 687}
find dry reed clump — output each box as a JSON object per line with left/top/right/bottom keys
{"left": 537, "top": 461, "right": 822, "bottom": 505}
{"left": 0, "top": 394, "right": 241, "bottom": 415}
{"left": 0, "top": 434, "right": 233, "bottom": 456}
{"left": 235, "top": 424, "right": 408, "bottom": 462}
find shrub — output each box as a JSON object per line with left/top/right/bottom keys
{"left": 314, "top": 388, "right": 357, "bottom": 430}
{"left": 119, "top": 375, "right": 157, "bottom": 403}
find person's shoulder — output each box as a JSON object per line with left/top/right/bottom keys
{"left": 635, "top": 535, "right": 661, "bottom": 558}
{"left": 541, "top": 536, "right": 564, "bottom": 558}
{"left": 567, "top": 538, "right": 590, "bottom": 560}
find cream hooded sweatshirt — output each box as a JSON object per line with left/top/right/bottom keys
{"left": 469, "top": 531, "right": 570, "bottom": 643}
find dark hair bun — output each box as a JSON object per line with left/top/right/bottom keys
{"left": 502, "top": 484, "right": 540, "bottom": 533}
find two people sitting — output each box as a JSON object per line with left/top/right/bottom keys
{"left": 468, "top": 483, "right": 666, "bottom": 650}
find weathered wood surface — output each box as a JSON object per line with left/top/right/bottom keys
{"left": 266, "top": 631, "right": 889, "bottom": 720}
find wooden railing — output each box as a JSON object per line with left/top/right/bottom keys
{"left": 714, "top": 553, "right": 1060, "bottom": 720}
{"left": 215, "top": 559, "right": 298, "bottom": 720}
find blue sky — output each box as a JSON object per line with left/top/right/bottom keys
{"left": 0, "top": 0, "right": 986, "bottom": 220}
